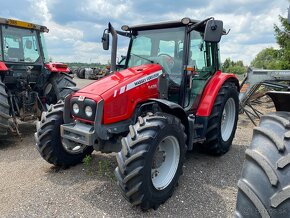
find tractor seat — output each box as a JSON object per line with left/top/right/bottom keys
{"left": 7, "top": 47, "right": 24, "bottom": 61}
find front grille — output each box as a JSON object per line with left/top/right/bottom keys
{"left": 70, "top": 97, "right": 97, "bottom": 122}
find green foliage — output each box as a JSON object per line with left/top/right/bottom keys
{"left": 98, "top": 159, "right": 115, "bottom": 182}
{"left": 251, "top": 13, "right": 290, "bottom": 70}
{"left": 83, "top": 155, "right": 92, "bottom": 166}
{"left": 222, "top": 58, "right": 247, "bottom": 74}
{"left": 65, "top": 62, "right": 106, "bottom": 69}
{"left": 251, "top": 47, "right": 284, "bottom": 69}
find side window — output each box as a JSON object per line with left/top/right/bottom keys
{"left": 189, "top": 31, "right": 213, "bottom": 72}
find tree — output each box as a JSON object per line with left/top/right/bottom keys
{"left": 274, "top": 15, "right": 290, "bottom": 69}
{"left": 222, "top": 58, "right": 247, "bottom": 74}
{"left": 251, "top": 47, "right": 283, "bottom": 69}
{"left": 251, "top": 12, "right": 290, "bottom": 69}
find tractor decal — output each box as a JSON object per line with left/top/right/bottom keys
{"left": 113, "top": 70, "right": 162, "bottom": 97}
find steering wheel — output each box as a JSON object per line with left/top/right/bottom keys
{"left": 158, "top": 53, "right": 175, "bottom": 69}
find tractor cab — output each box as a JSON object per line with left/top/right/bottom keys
{"left": 102, "top": 18, "right": 224, "bottom": 112}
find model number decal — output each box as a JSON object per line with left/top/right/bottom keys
{"left": 113, "top": 70, "right": 162, "bottom": 97}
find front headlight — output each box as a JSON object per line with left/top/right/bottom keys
{"left": 73, "top": 103, "right": 79, "bottom": 114}
{"left": 85, "top": 106, "right": 93, "bottom": 117}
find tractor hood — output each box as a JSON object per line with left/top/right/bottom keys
{"left": 76, "top": 63, "right": 162, "bottom": 98}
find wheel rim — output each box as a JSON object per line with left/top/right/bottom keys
{"left": 151, "top": 135, "right": 180, "bottom": 190}
{"left": 221, "top": 98, "right": 236, "bottom": 142}
{"left": 61, "top": 138, "right": 87, "bottom": 154}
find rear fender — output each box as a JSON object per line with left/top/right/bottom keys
{"left": 266, "top": 91, "right": 290, "bottom": 112}
{"left": 196, "top": 71, "right": 239, "bottom": 117}
{"left": 45, "top": 63, "right": 70, "bottom": 73}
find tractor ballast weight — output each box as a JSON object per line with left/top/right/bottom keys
{"left": 0, "top": 17, "right": 76, "bottom": 135}
{"left": 36, "top": 17, "right": 240, "bottom": 210}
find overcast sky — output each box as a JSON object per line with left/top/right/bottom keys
{"left": 1, "top": 0, "right": 289, "bottom": 65}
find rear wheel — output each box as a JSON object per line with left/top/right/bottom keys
{"left": 115, "top": 112, "right": 186, "bottom": 210}
{"left": 235, "top": 112, "right": 290, "bottom": 218}
{"left": 44, "top": 73, "right": 76, "bottom": 105}
{"left": 202, "top": 82, "right": 239, "bottom": 155}
{"left": 35, "top": 101, "right": 93, "bottom": 167}
{"left": 0, "top": 80, "right": 10, "bottom": 135}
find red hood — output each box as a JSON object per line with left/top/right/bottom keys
{"left": 76, "top": 63, "right": 162, "bottom": 97}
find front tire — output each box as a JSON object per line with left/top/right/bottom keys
{"left": 235, "top": 112, "right": 290, "bottom": 218}
{"left": 115, "top": 113, "right": 186, "bottom": 210}
{"left": 202, "top": 82, "right": 239, "bottom": 155}
{"left": 35, "top": 101, "right": 93, "bottom": 167}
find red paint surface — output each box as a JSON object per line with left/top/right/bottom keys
{"left": 45, "top": 63, "right": 70, "bottom": 73}
{"left": 74, "top": 64, "right": 162, "bottom": 124}
{"left": 0, "top": 62, "right": 8, "bottom": 71}
{"left": 196, "top": 71, "right": 238, "bottom": 117}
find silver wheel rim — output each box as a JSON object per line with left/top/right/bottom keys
{"left": 151, "top": 135, "right": 180, "bottom": 190}
{"left": 221, "top": 98, "right": 236, "bottom": 142}
{"left": 61, "top": 138, "right": 87, "bottom": 154}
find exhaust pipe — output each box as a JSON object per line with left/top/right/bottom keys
{"left": 109, "top": 23, "right": 117, "bottom": 72}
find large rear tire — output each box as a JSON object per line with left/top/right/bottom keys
{"left": 35, "top": 101, "right": 93, "bottom": 167}
{"left": 115, "top": 112, "right": 186, "bottom": 210}
{"left": 0, "top": 80, "right": 10, "bottom": 135}
{"left": 235, "top": 112, "right": 290, "bottom": 218}
{"left": 44, "top": 73, "right": 76, "bottom": 105}
{"left": 202, "top": 82, "right": 239, "bottom": 155}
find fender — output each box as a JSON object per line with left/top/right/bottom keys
{"left": 148, "top": 98, "right": 190, "bottom": 145}
{"left": 45, "top": 62, "right": 70, "bottom": 73}
{"left": 196, "top": 71, "right": 239, "bottom": 117}
{"left": 0, "top": 62, "right": 8, "bottom": 72}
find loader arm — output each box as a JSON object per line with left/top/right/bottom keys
{"left": 239, "top": 68, "right": 290, "bottom": 108}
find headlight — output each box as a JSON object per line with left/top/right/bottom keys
{"left": 85, "top": 106, "right": 93, "bottom": 117}
{"left": 73, "top": 103, "right": 79, "bottom": 114}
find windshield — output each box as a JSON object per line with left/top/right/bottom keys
{"left": 1, "top": 26, "right": 41, "bottom": 63}
{"left": 127, "top": 27, "right": 185, "bottom": 84}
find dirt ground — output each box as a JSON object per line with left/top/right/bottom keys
{"left": 0, "top": 78, "right": 273, "bottom": 217}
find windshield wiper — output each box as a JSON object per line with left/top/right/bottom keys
{"left": 131, "top": 53, "right": 154, "bottom": 63}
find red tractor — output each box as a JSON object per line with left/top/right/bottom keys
{"left": 35, "top": 17, "right": 240, "bottom": 210}
{"left": 0, "top": 17, "right": 75, "bottom": 135}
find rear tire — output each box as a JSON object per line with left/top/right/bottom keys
{"left": 202, "top": 82, "right": 239, "bottom": 155}
{"left": 0, "top": 80, "right": 10, "bottom": 135}
{"left": 235, "top": 112, "right": 290, "bottom": 218}
{"left": 35, "top": 101, "right": 93, "bottom": 167}
{"left": 115, "top": 112, "right": 186, "bottom": 210}
{"left": 44, "top": 73, "right": 76, "bottom": 105}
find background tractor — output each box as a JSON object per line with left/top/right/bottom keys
{"left": 235, "top": 7, "right": 290, "bottom": 218}
{"left": 0, "top": 17, "right": 76, "bottom": 135}
{"left": 35, "top": 17, "right": 240, "bottom": 210}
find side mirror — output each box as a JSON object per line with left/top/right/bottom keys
{"left": 25, "top": 40, "right": 32, "bottom": 49}
{"left": 204, "top": 20, "right": 223, "bottom": 43}
{"left": 102, "top": 30, "right": 109, "bottom": 50}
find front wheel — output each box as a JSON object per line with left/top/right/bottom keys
{"left": 202, "top": 82, "right": 239, "bottom": 155}
{"left": 35, "top": 101, "right": 93, "bottom": 167}
{"left": 115, "top": 112, "right": 186, "bottom": 210}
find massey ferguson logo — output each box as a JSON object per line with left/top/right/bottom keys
{"left": 113, "top": 70, "right": 162, "bottom": 97}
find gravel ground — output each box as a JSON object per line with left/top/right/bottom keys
{"left": 0, "top": 77, "right": 265, "bottom": 217}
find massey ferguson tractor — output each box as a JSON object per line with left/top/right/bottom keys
{"left": 35, "top": 17, "right": 240, "bottom": 210}
{"left": 0, "top": 17, "right": 75, "bottom": 135}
